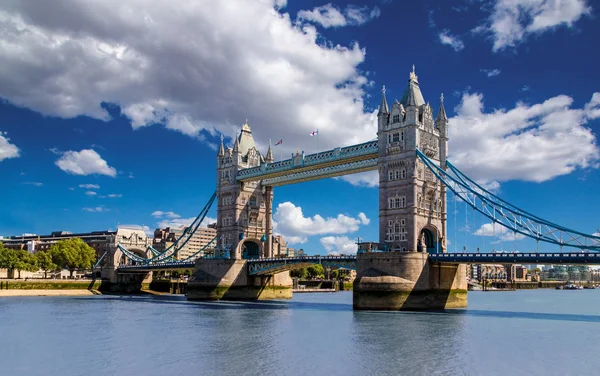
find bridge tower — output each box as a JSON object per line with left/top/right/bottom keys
{"left": 216, "top": 121, "right": 274, "bottom": 259}
{"left": 377, "top": 66, "right": 448, "bottom": 253}
{"left": 354, "top": 67, "right": 466, "bottom": 310}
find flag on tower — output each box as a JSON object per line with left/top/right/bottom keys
{"left": 310, "top": 130, "right": 319, "bottom": 136}
{"left": 275, "top": 139, "right": 283, "bottom": 145}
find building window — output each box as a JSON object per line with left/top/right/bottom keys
{"left": 388, "top": 196, "right": 406, "bottom": 209}
{"left": 223, "top": 216, "right": 232, "bottom": 227}
{"left": 388, "top": 170, "right": 394, "bottom": 181}
{"left": 258, "top": 220, "right": 263, "bottom": 227}
{"left": 401, "top": 131, "right": 404, "bottom": 141}
{"left": 400, "top": 168, "right": 406, "bottom": 179}
{"left": 249, "top": 218, "right": 257, "bottom": 227}
{"left": 249, "top": 196, "right": 257, "bottom": 207}
{"left": 401, "top": 219, "right": 405, "bottom": 226}
{"left": 392, "top": 114, "right": 400, "bottom": 123}
{"left": 392, "top": 133, "right": 400, "bottom": 143}
{"left": 395, "top": 170, "right": 400, "bottom": 180}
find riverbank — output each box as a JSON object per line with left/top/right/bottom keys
{"left": 0, "top": 289, "right": 100, "bottom": 297}
{"left": 0, "top": 280, "right": 102, "bottom": 296}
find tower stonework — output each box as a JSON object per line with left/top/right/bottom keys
{"left": 354, "top": 67, "right": 467, "bottom": 310}
{"left": 216, "top": 121, "right": 274, "bottom": 259}
{"left": 377, "top": 68, "right": 448, "bottom": 254}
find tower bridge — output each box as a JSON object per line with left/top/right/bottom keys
{"left": 114, "top": 67, "right": 600, "bottom": 310}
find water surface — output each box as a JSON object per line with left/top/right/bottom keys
{"left": 1, "top": 290, "right": 599, "bottom": 376}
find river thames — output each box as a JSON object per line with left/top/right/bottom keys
{"left": 1, "top": 290, "right": 599, "bottom": 376}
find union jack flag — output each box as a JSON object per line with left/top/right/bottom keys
{"left": 310, "top": 130, "right": 319, "bottom": 136}
{"left": 275, "top": 139, "right": 283, "bottom": 145}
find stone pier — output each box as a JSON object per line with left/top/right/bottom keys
{"left": 187, "top": 259, "right": 292, "bottom": 300}
{"left": 353, "top": 252, "right": 467, "bottom": 310}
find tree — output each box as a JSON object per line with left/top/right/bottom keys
{"left": 50, "top": 238, "right": 96, "bottom": 278}
{"left": 290, "top": 268, "right": 308, "bottom": 279}
{"left": 307, "top": 264, "right": 325, "bottom": 279}
{"left": 0, "top": 244, "right": 19, "bottom": 277}
{"left": 13, "top": 250, "right": 38, "bottom": 278}
{"left": 35, "top": 250, "right": 57, "bottom": 278}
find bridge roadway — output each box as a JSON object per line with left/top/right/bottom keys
{"left": 116, "top": 252, "right": 600, "bottom": 274}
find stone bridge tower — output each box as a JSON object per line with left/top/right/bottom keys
{"left": 216, "top": 121, "right": 274, "bottom": 259}
{"left": 377, "top": 66, "right": 448, "bottom": 254}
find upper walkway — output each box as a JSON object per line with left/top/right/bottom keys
{"left": 236, "top": 140, "right": 378, "bottom": 186}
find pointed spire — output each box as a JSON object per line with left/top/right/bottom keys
{"left": 436, "top": 93, "right": 447, "bottom": 122}
{"left": 218, "top": 134, "right": 225, "bottom": 157}
{"left": 233, "top": 131, "right": 240, "bottom": 153}
{"left": 400, "top": 65, "right": 425, "bottom": 107}
{"left": 265, "top": 139, "right": 274, "bottom": 162}
{"left": 378, "top": 85, "right": 389, "bottom": 115}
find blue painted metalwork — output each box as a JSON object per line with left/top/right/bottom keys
{"left": 261, "top": 157, "right": 378, "bottom": 186}
{"left": 247, "top": 255, "right": 357, "bottom": 275}
{"left": 93, "top": 251, "right": 107, "bottom": 269}
{"left": 117, "top": 191, "right": 216, "bottom": 264}
{"left": 416, "top": 149, "right": 600, "bottom": 251}
{"left": 429, "top": 252, "right": 600, "bottom": 265}
{"left": 236, "top": 140, "right": 378, "bottom": 183}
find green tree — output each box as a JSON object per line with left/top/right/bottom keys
{"left": 0, "top": 244, "right": 19, "bottom": 277}
{"left": 307, "top": 264, "right": 325, "bottom": 279}
{"left": 50, "top": 238, "right": 96, "bottom": 278}
{"left": 13, "top": 250, "right": 38, "bottom": 279}
{"left": 35, "top": 250, "right": 57, "bottom": 278}
{"left": 290, "top": 267, "right": 308, "bottom": 279}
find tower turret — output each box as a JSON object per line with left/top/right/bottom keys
{"left": 265, "top": 139, "right": 274, "bottom": 163}
{"left": 218, "top": 134, "right": 225, "bottom": 157}
{"left": 377, "top": 85, "right": 389, "bottom": 130}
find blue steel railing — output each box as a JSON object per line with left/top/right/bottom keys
{"left": 236, "top": 140, "right": 378, "bottom": 181}
{"left": 429, "top": 252, "right": 600, "bottom": 264}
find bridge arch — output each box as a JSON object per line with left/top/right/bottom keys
{"left": 241, "top": 239, "right": 261, "bottom": 259}
{"left": 419, "top": 226, "right": 441, "bottom": 254}
{"left": 115, "top": 247, "right": 149, "bottom": 267}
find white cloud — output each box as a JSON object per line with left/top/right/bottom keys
{"left": 152, "top": 210, "right": 181, "bottom": 219}
{"left": 83, "top": 206, "right": 107, "bottom": 212}
{"left": 273, "top": 202, "right": 370, "bottom": 244}
{"left": 0, "top": 131, "right": 20, "bottom": 162}
{"left": 297, "top": 4, "right": 380, "bottom": 28}
{"left": 480, "top": 68, "right": 501, "bottom": 77}
{"left": 23, "top": 181, "right": 43, "bottom": 187}
{"left": 449, "top": 91, "right": 600, "bottom": 183}
{"left": 156, "top": 216, "right": 217, "bottom": 230}
{"left": 106, "top": 193, "right": 122, "bottom": 198}
{"left": 439, "top": 30, "right": 465, "bottom": 51}
{"left": 79, "top": 184, "right": 100, "bottom": 189}
{"left": 337, "top": 170, "right": 379, "bottom": 187}
{"left": 55, "top": 149, "right": 117, "bottom": 177}
{"left": 85, "top": 191, "right": 97, "bottom": 196}
{"left": 473, "top": 222, "right": 526, "bottom": 241}
{"left": 0, "top": 1, "right": 376, "bottom": 157}
{"left": 320, "top": 236, "right": 358, "bottom": 254}
{"left": 477, "top": 0, "right": 592, "bottom": 51}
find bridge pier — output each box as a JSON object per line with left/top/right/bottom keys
{"left": 187, "top": 259, "right": 292, "bottom": 300}
{"left": 353, "top": 252, "right": 467, "bottom": 310}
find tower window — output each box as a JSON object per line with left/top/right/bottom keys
{"left": 392, "top": 133, "right": 400, "bottom": 143}
{"left": 393, "top": 114, "right": 400, "bottom": 123}
{"left": 401, "top": 131, "right": 404, "bottom": 141}
{"left": 249, "top": 196, "right": 257, "bottom": 207}
{"left": 388, "top": 170, "right": 394, "bottom": 181}
{"left": 400, "top": 168, "right": 406, "bottom": 179}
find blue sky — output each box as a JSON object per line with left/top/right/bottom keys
{"left": 0, "top": 0, "right": 599, "bottom": 254}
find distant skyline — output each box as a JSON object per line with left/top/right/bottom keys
{"left": 1, "top": 0, "right": 599, "bottom": 254}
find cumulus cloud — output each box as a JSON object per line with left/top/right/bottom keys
{"left": 473, "top": 222, "right": 526, "bottom": 242}
{"left": 152, "top": 210, "right": 181, "bottom": 219}
{"left": 273, "top": 201, "right": 370, "bottom": 244}
{"left": 155, "top": 216, "right": 217, "bottom": 230}
{"left": 0, "top": 0, "right": 376, "bottom": 161}
{"left": 297, "top": 3, "right": 380, "bottom": 28}
{"left": 449, "top": 91, "right": 600, "bottom": 183}
{"left": 476, "top": 0, "right": 592, "bottom": 51}
{"left": 79, "top": 184, "right": 100, "bottom": 189}
{"left": 439, "top": 30, "right": 465, "bottom": 51}
{"left": 0, "top": 131, "right": 20, "bottom": 162}
{"left": 480, "top": 68, "right": 501, "bottom": 77}
{"left": 320, "top": 236, "right": 358, "bottom": 254}
{"left": 55, "top": 149, "right": 117, "bottom": 177}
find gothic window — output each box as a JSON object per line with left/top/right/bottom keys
{"left": 392, "top": 114, "right": 400, "bottom": 123}
{"left": 401, "top": 219, "right": 405, "bottom": 226}
{"left": 392, "top": 133, "right": 400, "bottom": 143}
{"left": 387, "top": 134, "right": 392, "bottom": 144}
{"left": 240, "top": 213, "right": 248, "bottom": 226}
{"left": 222, "top": 195, "right": 233, "bottom": 206}
{"left": 388, "top": 170, "right": 394, "bottom": 181}
{"left": 223, "top": 216, "right": 232, "bottom": 227}
{"left": 400, "top": 168, "right": 406, "bottom": 179}
{"left": 418, "top": 109, "right": 423, "bottom": 123}
{"left": 394, "top": 223, "right": 400, "bottom": 233}
{"left": 388, "top": 198, "right": 394, "bottom": 209}
{"left": 249, "top": 196, "right": 257, "bottom": 207}
{"left": 401, "top": 131, "right": 404, "bottom": 141}
{"left": 395, "top": 170, "right": 400, "bottom": 180}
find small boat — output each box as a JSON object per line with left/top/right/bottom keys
{"left": 556, "top": 286, "right": 563, "bottom": 290}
